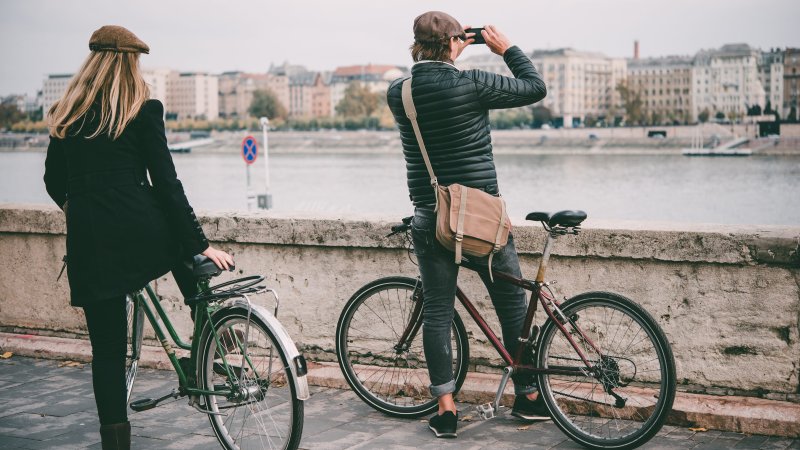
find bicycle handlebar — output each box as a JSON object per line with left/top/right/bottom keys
{"left": 386, "top": 216, "right": 413, "bottom": 237}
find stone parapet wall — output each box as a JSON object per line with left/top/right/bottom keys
{"left": 0, "top": 204, "right": 798, "bottom": 399}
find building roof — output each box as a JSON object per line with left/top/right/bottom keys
{"left": 333, "top": 64, "right": 399, "bottom": 77}
{"left": 627, "top": 55, "right": 693, "bottom": 69}
{"left": 289, "top": 71, "right": 319, "bottom": 86}
{"left": 269, "top": 63, "right": 309, "bottom": 77}
{"left": 529, "top": 48, "right": 610, "bottom": 60}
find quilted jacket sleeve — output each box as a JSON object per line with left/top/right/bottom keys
{"left": 469, "top": 46, "right": 547, "bottom": 110}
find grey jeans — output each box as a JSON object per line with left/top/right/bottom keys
{"left": 411, "top": 207, "right": 536, "bottom": 398}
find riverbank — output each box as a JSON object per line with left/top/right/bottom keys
{"left": 4, "top": 125, "right": 800, "bottom": 155}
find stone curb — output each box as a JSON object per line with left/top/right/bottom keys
{"left": 2, "top": 332, "right": 798, "bottom": 438}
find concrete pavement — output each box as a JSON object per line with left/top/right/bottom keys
{"left": 1, "top": 356, "right": 798, "bottom": 449}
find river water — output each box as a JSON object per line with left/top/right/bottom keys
{"left": 2, "top": 151, "right": 798, "bottom": 226}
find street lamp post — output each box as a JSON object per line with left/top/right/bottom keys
{"left": 258, "top": 117, "right": 273, "bottom": 209}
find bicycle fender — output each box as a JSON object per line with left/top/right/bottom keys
{"left": 211, "top": 300, "right": 310, "bottom": 401}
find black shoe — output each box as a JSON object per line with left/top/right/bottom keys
{"left": 511, "top": 394, "right": 551, "bottom": 421}
{"left": 428, "top": 411, "right": 458, "bottom": 438}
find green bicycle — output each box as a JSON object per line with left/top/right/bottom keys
{"left": 123, "top": 256, "right": 308, "bottom": 450}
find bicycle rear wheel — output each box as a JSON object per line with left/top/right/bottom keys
{"left": 335, "top": 276, "right": 469, "bottom": 418}
{"left": 199, "top": 308, "right": 303, "bottom": 450}
{"left": 124, "top": 293, "right": 144, "bottom": 403}
{"left": 536, "top": 292, "right": 676, "bottom": 450}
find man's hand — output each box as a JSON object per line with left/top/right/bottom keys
{"left": 482, "top": 25, "right": 512, "bottom": 56}
{"left": 451, "top": 24, "right": 475, "bottom": 61}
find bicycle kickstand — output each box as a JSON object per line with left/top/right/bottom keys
{"left": 477, "top": 366, "right": 513, "bottom": 420}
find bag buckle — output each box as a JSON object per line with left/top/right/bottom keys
{"left": 455, "top": 233, "right": 463, "bottom": 242}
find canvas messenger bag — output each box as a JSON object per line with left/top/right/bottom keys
{"left": 401, "top": 79, "right": 511, "bottom": 275}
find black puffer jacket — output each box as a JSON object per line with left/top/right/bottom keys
{"left": 387, "top": 46, "right": 546, "bottom": 209}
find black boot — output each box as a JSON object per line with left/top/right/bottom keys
{"left": 99, "top": 421, "right": 131, "bottom": 450}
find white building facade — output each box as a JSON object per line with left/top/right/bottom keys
{"left": 41, "top": 74, "right": 73, "bottom": 115}
{"left": 166, "top": 72, "right": 219, "bottom": 120}
{"left": 693, "top": 44, "right": 766, "bottom": 119}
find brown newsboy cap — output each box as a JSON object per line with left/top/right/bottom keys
{"left": 89, "top": 25, "right": 149, "bottom": 54}
{"left": 413, "top": 11, "right": 464, "bottom": 43}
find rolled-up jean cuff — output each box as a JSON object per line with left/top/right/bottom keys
{"left": 429, "top": 379, "right": 457, "bottom": 397}
{"left": 514, "top": 383, "right": 538, "bottom": 396}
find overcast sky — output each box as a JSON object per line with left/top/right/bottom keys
{"left": 2, "top": 0, "right": 799, "bottom": 96}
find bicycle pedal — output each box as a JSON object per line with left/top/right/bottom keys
{"left": 476, "top": 403, "right": 496, "bottom": 420}
{"left": 129, "top": 397, "right": 158, "bottom": 412}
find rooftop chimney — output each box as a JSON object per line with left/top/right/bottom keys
{"left": 634, "top": 40, "right": 640, "bottom": 60}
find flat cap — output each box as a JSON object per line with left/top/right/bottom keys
{"left": 89, "top": 25, "right": 149, "bottom": 54}
{"left": 413, "top": 11, "right": 463, "bottom": 43}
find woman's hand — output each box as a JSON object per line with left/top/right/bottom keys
{"left": 202, "top": 246, "right": 235, "bottom": 271}
{"left": 482, "top": 25, "right": 512, "bottom": 56}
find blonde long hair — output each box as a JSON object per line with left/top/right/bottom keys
{"left": 48, "top": 51, "right": 149, "bottom": 140}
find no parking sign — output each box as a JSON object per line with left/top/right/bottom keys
{"left": 242, "top": 135, "right": 258, "bottom": 164}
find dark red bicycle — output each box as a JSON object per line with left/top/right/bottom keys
{"left": 335, "top": 210, "right": 676, "bottom": 449}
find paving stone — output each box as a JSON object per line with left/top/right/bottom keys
{"left": 0, "top": 356, "right": 798, "bottom": 450}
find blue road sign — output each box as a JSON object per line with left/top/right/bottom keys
{"left": 242, "top": 135, "right": 258, "bottom": 165}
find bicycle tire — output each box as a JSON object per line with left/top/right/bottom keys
{"left": 336, "top": 276, "right": 470, "bottom": 418}
{"left": 536, "top": 292, "right": 676, "bottom": 450}
{"left": 199, "top": 308, "right": 303, "bottom": 450}
{"left": 124, "top": 293, "right": 145, "bottom": 403}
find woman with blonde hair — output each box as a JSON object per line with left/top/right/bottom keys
{"left": 44, "top": 25, "right": 232, "bottom": 449}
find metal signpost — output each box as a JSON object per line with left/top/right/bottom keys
{"left": 242, "top": 135, "right": 258, "bottom": 210}
{"left": 257, "top": 117, "right": 273, "bottom": 210}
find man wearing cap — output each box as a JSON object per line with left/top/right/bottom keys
{"left": 386, "top": 11, "right": 548, "bottom": 438}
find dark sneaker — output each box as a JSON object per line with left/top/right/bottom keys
{"left": 428, "top": 411, "right": 458, "bottom": 438}
{"left": 511, "top": 394, "right": 551, "bottom": 421}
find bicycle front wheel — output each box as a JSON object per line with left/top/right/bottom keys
{"left": 124, "top": 293, "right": 144, "bottom": 403}
{"left": 336, "top": 276, "right": 470, "bottom": 418}
{"left": 537, "top": 292, "right": 676, "bottom": 450}
{"left": 199, "top": 308, "right": 303, "bottom": 450}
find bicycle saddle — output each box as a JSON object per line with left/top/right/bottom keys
{"left": 191, "top": 255, "right": 231, "bottom": 277}
{"left": 526, "top": 210, "right": 587, "bottom": 228}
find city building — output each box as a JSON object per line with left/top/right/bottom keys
{"left": 758, "top": 49, "right": 784, "bottom": 117}
{"left": 166, "top": 72, "right": 219, "bottom": 120}
{"left": 693, "top": 44, "right": 766, "bottom": 120}
{"left": 142, "top": 68, "right": 172, "bottom": 107}
{"left": 218, "top": 71, "right": 289, "bottom": 119}
{"left": 287, "top": 71, "right": 332, "bottom": 119}
{"left": 41, "top": 74, "right": 73, "bottom": 115}
{"left": 627, "top": 56, "right": 695, "bottom": 123}
{"left": 529, "top": 49, "right": 626, "bottom": 127}
{"left": 1, "top": 94, "right": 39, "bottom": 116}
{"left": 329, "top": 64, "right": 404, "bottom": 116}
{"left": 784, "top": 48, "right": 800, "bottom": 120}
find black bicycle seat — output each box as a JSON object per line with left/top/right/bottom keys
{"left": 191, "top": 255, "right": 223, "bottom": 277}
{"left": 526, "top": 210, "right": 587, "bottom": 228}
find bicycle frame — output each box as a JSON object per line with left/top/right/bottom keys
{"left": 396, "top": 230, "right": 604, "bottom": 380}
{"left": 130, "top": 279, "right": 251, "bottom": 397}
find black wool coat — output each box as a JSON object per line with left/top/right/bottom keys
{"left": 44, "top": 99, "right": 209, "bottom": 306}
{"left": 386, "top": 46, "right": 547, "bottom": 209}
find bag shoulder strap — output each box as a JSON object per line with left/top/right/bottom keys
{"left": 401, "top": 78, "right": 438, "bottom": 187}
